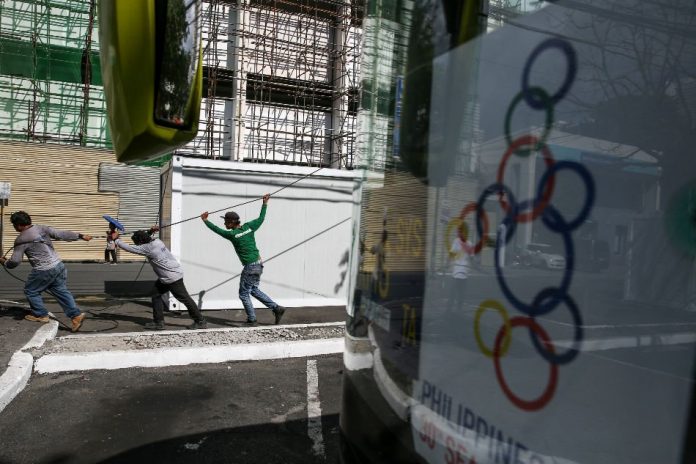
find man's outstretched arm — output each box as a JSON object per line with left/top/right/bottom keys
{"left": 248, "top": 194, "right": 270, "bottom": 231}
{"left": 201, "top": 211, "right": 234, "bottom": 238}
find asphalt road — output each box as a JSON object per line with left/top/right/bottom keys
{"left": 0, "top": 262, "right": 158, "bottom": 301}
{"left": 0, "top": 355, "right": 344, "bottom": 464}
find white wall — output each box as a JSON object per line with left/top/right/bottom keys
{"left": 167, "top": 156, "right": 359, "bottom": 310}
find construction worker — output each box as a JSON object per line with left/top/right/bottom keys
{"left": 200, "top": 193, "right": 285, "bottom": 326}
{"left": 0, "top": 211, "right": 91, "bottom": 332}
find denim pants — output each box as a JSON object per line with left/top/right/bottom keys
{"left": 24, "top": 262, "right": 80, "bottom": 318}
{"left": 239, "top": 262, "right": 278, "bottom": 322}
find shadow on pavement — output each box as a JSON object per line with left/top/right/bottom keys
{"left": 93, "top": 415, "right": 339, "bottom": 464}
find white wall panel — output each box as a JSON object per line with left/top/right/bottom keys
{"left": 167, "top": 157, "right": 359, "bottom": 310}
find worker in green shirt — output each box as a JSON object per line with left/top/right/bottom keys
{"left": 200, "top": 193, "right": 285, "bottom": 326}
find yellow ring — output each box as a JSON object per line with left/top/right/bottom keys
{"left": 474, "top": 299, "right": 512, "bottom": 358}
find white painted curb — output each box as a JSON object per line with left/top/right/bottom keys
{"left": 35, "top": 337, "right": 344, "bottom": 373}
{"left": 0, "top": 352, "right": 32, "bottom": 413}
{"left": 22, "top": 321, "right": 59, "bottom": 350}
{"left": 0, "top": 321, "right": 59, "bottom": 414}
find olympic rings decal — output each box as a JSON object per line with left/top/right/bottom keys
{"left": 529, "top": 288, "right": 583, "bottom": 365}
{"left": 462, "top": 37, "right": 594, "bottom": 412}
{"left": 476, "top": 183, "right": 518, "bottom": 245}
{"left": 504, "top": 87, "right": 553, "bottom": 157}
{"left": 446, "top": 202, "right": 490, "bottom": 256}
{"left": 497, "top": 135, "right": 556, "bottom": 223}
{"left": 536, "top": 161, "right": 595, "bottom": 233}
{"left": 494, "top": 202, "right": 575, "bottom": 316}
{"left": 493, "top": 317, "right": 558, "bottom": 411}
{"left": 521, "top": 38, "right": 577, "bottom": 109}
{"left": 474, "top": 299, "right": 512, "bottom": 358}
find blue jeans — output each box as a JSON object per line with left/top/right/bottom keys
{"left": 239, "top": 262, "right": 278, "bottom": 322}
{"left": 24, "top": 262, "right": 81, "bottom": 319}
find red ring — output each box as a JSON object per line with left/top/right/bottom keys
{"left": 497, "top": 135, "right": 556, "bottom": 223}
{"left": 459, "top": 202, "right": 489, "bottom": 255}
{"left": 493, "top": 317, "right": 558, "bottom": 411}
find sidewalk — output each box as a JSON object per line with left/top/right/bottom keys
{"left": 1, "top": 261, "right": 345, "bottom": 368}
{"left": 0, "top": 291, "right": 346, "bottom": 413}
{"left": 1, "top": 296, "right": 346, "bottom": 369}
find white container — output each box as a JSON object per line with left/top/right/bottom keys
{"left": 162, "top": 156, "right": 360, "bottom": 311}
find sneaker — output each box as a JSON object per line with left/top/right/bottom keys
{"left": 25, "top": 314, "right": 50, "bottom": 323}
{"left": 187, "top": 320, "right": 207, "bottom": 330}
{"left": 144, "top": 321, "right": 165, "bottom": 330}
{"left": 71, "top": 313, "right": 86, "bottom": 332}
{"left": 243, "top": 320, "right": 258, "bottom": 327}
{"left": 273, "top": 306, "right": 286, "bottom": 325}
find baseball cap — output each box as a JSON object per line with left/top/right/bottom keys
{"left": 221, "top": 211, "right": 240, "bottom": 222}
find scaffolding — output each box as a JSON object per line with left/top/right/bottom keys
{"left": 0, "top": 0, "right": 108, "bottom": 147}
{"left": 0, "top": 0, "right": 364, "bottom": 169}
{"left": 179, "top": 0, "right": 363, "bottom": 168}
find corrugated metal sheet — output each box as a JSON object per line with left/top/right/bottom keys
{"left": 98, "top": 163, "right": 161, "bottom": 232}
{"left": 0, "top": 140, "right": 158, "bottom": 261}
{"left": 359, "top": 170, "right": 482, "bottom": 274}
{"left": 361, "top": 171, "right": 429, "bottom": 274}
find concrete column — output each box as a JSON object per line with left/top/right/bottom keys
{"left": 328, "top": 3, "right": 349, "bottom": 168}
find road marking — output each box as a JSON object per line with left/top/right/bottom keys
{"left": 0, "top": 321, "right": 58, "bottom": 413}
{"left": 306, "top": 359, "right": 325, "bottom": 458}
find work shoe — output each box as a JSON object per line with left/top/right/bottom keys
{"left": 71, "top": 313, "right": 86, "bottom": 332}
{"left": 243, "top": 320, "right": 258, "bottom": 327}
{"left": 144, "top": 321, "right": 165, "bottom": 331}
{"left": 273, "top": 306, "right": 286, "bottom": 325}
{"left": 25, "top": 314, "right": 50, "bottom": 323}
{"left": 187, "top": 320, "right": 208, "bottom": 330}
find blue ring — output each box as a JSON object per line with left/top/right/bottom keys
{"left": 528, "top": 288, "right": 583, "bottom": 365}
{"left": 536, "top": 161, "right": 595, "bottom": 233}
{"left": 476, "top": 183, "right": 518, "bottom": 245}
{"left": 522, "top": 38, "right": 577, "bottom": 110}
{"left": 494, "top": 202, "right": 574, "bottom": 315}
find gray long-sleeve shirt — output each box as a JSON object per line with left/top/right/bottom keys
{"left": 6, "top": 225, "right": 79, "bottom": 271}
{"left": 115, "top": 238, "right": 184, "bottom": 284}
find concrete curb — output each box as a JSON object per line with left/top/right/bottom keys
{"left": 0, "top": 320, "right": 59, "bottom": 413}
{"left": 0, "top": 352, "right": 32, "bottom": 413}
{"left": 35, "top": 337, "right": 344, "bottom": 373}
{"left": 22, "top": 320, "right": 59, "bottom": 350}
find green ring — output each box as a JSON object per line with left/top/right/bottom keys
{"left": 504, "top": 87, "right": 554, "bottom": 157}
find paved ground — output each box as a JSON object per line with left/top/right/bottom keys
{"left": 0, "top": 262, "right": 346, "bottom": 380}
{"left": 0, "top": 355, "right": 344, "bottom": 464}
{"left": 0, "top": 306, "right": 37, "bottom": 373}
{"left": 0, "top": 262, "right": 349, "bottom": 463}
{"left": 0, "top": 262, "right": 160, "bottom": 300}
{"left": 1, "top": 300, "right": 344, "bottom": 377}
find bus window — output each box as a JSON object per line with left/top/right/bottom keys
{"left": 342, "top": 1, "right": 696, "bottom": 463}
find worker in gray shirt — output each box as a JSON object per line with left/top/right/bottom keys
{"left": 0, "top": 211, "right": 91, "bottom": 332}
{"left": 115, "top": 227, "right": 207, "bottom": 330}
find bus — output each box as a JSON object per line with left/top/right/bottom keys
{"left": 341, "top": 0, "right": 696, "bottom": 463}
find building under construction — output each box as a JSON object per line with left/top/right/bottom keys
{"left": 0, "top": 0, "right": 364, "bottom": 168}
{"left": 0, "top": 0, "right": 365, "bottom": 259}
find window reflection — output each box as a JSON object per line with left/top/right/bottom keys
{"left": 154, "top": 0, "right": 201, "bottom": 127}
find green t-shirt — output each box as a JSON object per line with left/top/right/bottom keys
{"left": 204, "top": 204, "right": 267, "bottom": 265}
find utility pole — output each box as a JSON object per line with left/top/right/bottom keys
{"left": 0, "top": 182, "right": 11, "bottom": 257}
